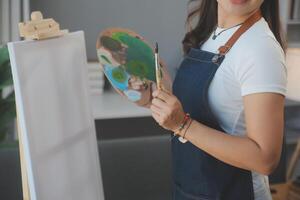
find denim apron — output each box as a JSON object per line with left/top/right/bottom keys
{"left": 171, "top": 10, "right": 262, "bottom": 200}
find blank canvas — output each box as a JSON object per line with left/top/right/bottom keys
{"left": 8, "top": 31, "right": 104, "bottom": 200}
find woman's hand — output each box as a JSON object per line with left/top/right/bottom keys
{"left": 128, "top": 76, "right": 152, "bottom": 107}
{"left": 150, "top": 89, "right": 186, "bottom": 132}
{"left": 128, "top": 75, "right": 147, "bottom": 91}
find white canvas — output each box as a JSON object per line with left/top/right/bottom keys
{"left": 8, "top": 31, "right": 105, "bottom": 200}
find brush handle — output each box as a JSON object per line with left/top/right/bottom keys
{"left": 155, "top": 53, "right": 162, "bottom": 90}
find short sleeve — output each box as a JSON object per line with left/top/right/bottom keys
{"left": 235, "top": 38, "right": 287, "bottom": 97}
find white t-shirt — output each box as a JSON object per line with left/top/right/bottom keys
{"left": 200, "top": 18, "right": 287, "bottom": 200}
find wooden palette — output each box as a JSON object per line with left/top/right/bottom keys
{"left": 96, "top": 28, "right": 161, "bottom": 101}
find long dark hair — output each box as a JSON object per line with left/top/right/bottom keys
{"left": 182, "top": 0, "right": 286, "bottom": 54}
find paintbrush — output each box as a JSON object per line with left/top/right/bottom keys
{"left": 155, "top": 42, "right": 162, "bottom": 90}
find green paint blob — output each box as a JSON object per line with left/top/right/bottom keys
{"left": 111, "top": 32, "right": 156, "bottom": 81}
{"left": 125, "top": 60, "right": 149, "bottom": 79}
{"left": 101, "top": 36, "right": 122, "bottom": 51}
{"left": 112, "top": 67, "right": 127, "bottom": 83}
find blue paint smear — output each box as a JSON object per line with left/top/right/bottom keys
{"left": 103, "top": 64, "right": 129, "bottom": 91}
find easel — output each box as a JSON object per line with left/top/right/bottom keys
{"left": 16, "top": 11, "right": 68, "bottom": 200}
{"left": 19, "top": 11, "right": 68, "bottom": 40}
{"left": 17, "top": 113, "right": 30, "bottom": 200}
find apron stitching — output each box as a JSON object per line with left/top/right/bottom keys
{"left": 186, "top": 56, "right": 214, "bottom": 63}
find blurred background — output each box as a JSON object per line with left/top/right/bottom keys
{"left": 1, "top": 0, "right": 300, "bottom": 199}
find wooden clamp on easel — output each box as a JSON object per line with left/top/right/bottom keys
{"left": 19, "top": 11, "right": 68, "bottom": 40}
{"left": 16, "top": 11, "right": 68, "bottom": 200}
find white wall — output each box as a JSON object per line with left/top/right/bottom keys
{"left": 0, "top": 0, "right": 30, "bottom": 44}
{"left": 31, "top": 0, "right": 189, "bottom": 79}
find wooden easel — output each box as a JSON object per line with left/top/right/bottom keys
{"left": 19, "top": 11, "right": 68, "bottom": 40}
{"left": 16, "top": 113, "right": 30, "bottom": 200}
{"left": 16, "top": 11, "right": 68, "bottom": 200}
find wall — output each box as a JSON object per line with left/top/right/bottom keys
{"left": 31, "top": 0, "right": 189, "bottom": 79}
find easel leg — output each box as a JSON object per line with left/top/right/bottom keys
{"left": 17, "top": 112, "right": 31, "bottom": 200}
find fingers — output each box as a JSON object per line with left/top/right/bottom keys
{"left": 151, "top": 97, "right": 168, "bottom": 109}
{"left": 150, "top": 104, "right": 161, "bottom": 115}
{"left": 150, "top": 105, "right": 165, "bottom": 126}
{"left": 151, "top": 111, "right": 161, "bottom": 124}
{"left": 150, "top": 90, "right": 175, "bottom": 128}
{"left": 152, "top": 89, "right": 173, "bottom": 104}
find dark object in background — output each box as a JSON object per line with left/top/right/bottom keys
{"left": 95, "top": 117, "right": 171, "bottom": 140}
{"left": 269, "top": 137, "right": 287, "bottom": 184}
{"left": 99, "top": 136, "right": 172, "bottom": 200}
{"left": 104, "top": 76, "right": 112, "bottom": 91}
{"left": 0, "top": 45, "right": 16, "bottom": 142}
{"left": 294, "top": 176, "right": 300, "bottom": 187}
{"left": 0, "top": 147, "right": 23, "bottom": 200}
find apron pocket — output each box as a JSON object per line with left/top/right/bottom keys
{"left": 174, "top": 182, "right": 218, "bottom": 200}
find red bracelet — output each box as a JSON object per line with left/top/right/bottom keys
{"left": 174, "top": 113, "right": 190, "bottom": 135}
{"left": 182, "top": 118, "right": 193, "bottom": 139}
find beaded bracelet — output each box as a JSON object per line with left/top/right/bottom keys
{"left": 182, "top": 118, "right": 193, "bottom": 140}
{"left": 176, "top": 118, "right": 193, "bottom": 143}
{"left": 173, "top": 113, "right": 190, "bottom": 135}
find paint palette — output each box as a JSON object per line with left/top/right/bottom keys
{"left": 96, "top": 28, "right": 163, "bottom": 102}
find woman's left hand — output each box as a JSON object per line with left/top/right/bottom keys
{"left": 150, "top": 89, "right": 185, "bottom": 132}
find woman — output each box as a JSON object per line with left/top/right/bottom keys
{"left": 130, "top": 0, "right": 287, "bottom": 199}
